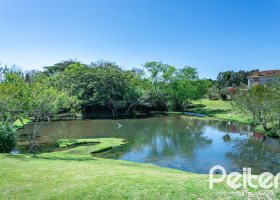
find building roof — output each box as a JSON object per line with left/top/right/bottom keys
{"left": 248, "top": 70, "right": 280, "bottom": 77}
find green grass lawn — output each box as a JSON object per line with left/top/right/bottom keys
{"left": 0, "top": 154, "right": 235, "bottom": 200}
{"left": 186, "top": 99, "right": 253, "bottom": 124}
{"left": 184, "top": 99, "right": 268, "bottom": 134}
{"left": 1, "top": 137, "right": 279, "bottom": 199}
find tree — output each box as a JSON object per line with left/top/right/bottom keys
{"left": 0, "top": 123, "right": 16, "bottom": 153}
{"left": 0, "top": 73, "right": 28, "bottom": 152}
{"left": 143, "top": 62, "right": 212, "bottom": 111}
{"left": 0, "top": 74, "right": 18, "bottom": 152}
{"left": 233, "top": 82, "right": 280, "bottom": 136}
{"left": 0, "top": 65, "right": 23, "bottom": 83}
{"left": 233, "top": 86, "right": 265, "bottom": 128}
{"left": 217, "top": 70, "right": 253, "bottom": 88}
{"left": 168, "top": 67, "right": 212, "bottom": 110}
{"left": 21, "top": 83, "right": 73, "bottom": 152}
{"left": 216, "top": 70, "right": 257, "bottom": 100}
{"left": 144, "top": 61, "right": 176, "bottom": 95}
{"left": 43, "top": 59, "right": 78, "bottom": 75}
{"left": 0, "top": 72, "right": 74, "bottom": 152}
{"left": 207, "top": 84, "right": 220, "bottom": 100}
{"left": 48, "top": 62, "right": 141, "bottom": 116}
{"left": 0, "top": 73, "right": 28, "bottom": 123}
{"left": 267, "top": 79, "right": 280, "bottom": 136}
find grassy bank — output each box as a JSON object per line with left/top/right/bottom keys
{"left": 0, "top": 138, "right": 228, "bottom": 199}
{"left": 186, "top": 99, "right": 252, "bottom": 124}
{"left": 182, "top": 99, "right": 269, "bottom": 134}
{"left": 0, "top": 154, "right": 233, "bottom": 200}
{"left": 38, "top": 138, "right": 128, "bottom": 160}
{"left": 1, "top": 137, "right": 279, "bottom": 199}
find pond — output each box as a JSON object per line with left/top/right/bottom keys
{"left": 18, "top": 115, "right": 280, "bottom": 174}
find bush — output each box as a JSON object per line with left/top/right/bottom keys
{"left": 0, "top": 123, "right": 16, "bottom": 153}
{"left": 268, "top": 125, "right": 280, "bottom": 138}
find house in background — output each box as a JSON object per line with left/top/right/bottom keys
{"left": 248, "top": 70, "right": 280, "bottom": 87}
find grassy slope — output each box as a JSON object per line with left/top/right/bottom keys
{"left": 0, "top": 138, "right": 235, "bottom": 200}
{"left": 1, "top": 138, "right": 278, "bottom": 199}
{"left": 186, "top": 99, "right": 253, "bottom": 124}
{"left": 0, "top": 154, "right": 238, "bottom": 200}
{"left": 186, "top": 100, "right": 270, "bottom": 134}
{"left": 39, "top": 138, "right": 128, "bottom": 160}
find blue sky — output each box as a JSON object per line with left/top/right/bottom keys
{"left": 0, "top": 0, "right": 280, "bottom": 79}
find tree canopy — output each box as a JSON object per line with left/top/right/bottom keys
{"left": 0, "top": 60, "right": 214, "bottom": 152}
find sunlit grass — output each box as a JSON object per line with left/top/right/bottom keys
{"left": 38, "top": 138, "right": 127, "bottom": 160}
{"left": 13, "top": 118, "right": 31, "bottom": 129}
{"left": 0, "top": 153, "right": 237, "bottom": 200}
{"left": 1, "top": 137, "right": 278, "bottom": 199}
{"left": 189, "top": 99, "right": 253, "bottom": 124}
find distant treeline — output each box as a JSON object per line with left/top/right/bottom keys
{"left": 208, "top": 70, "right": 257, "bottom": 100}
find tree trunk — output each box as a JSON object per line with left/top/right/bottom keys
{"left": 125, "top": 104, "right": 135, "bottom": 115}
{"left": 19, "top": 118, "right": 34, "bottom": 153}
{"left": 252, "top": 114, "right": 256, "bottom": 128}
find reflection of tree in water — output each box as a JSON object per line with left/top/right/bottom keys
{"left": 188, "top": 119, "right": 253, "bottom": 134}
{"left": 222, "top": 134, "right": 231, "bottom": 143}
{"left": 20, "top": 115, "right": 280, "bottom": 174}
{"left": 226, "top": 137, "right": 280, "bottom": 174}
{"left": 108, "top": 116, "right": 212, "bottom": 161}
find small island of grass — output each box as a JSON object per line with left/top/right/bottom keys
{"left": 38, "top": 138, "right": 128, "bottom": 160}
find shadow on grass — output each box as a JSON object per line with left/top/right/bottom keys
{"left": 34, "top": 155, "right": 95, "bottom": 162}
{"left": 187, "top": 103, "right": 231, "bottom": 116}
{"left": 5, "top": 154, "right": 33, "bottom": 161}
{"left": 6, "top": 138, "right": 128, "bottom": 163}
{"left": 5, "top": 153, "right": 96, "bottom": 162}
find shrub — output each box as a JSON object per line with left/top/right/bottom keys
{"left": 268, "top": 125, "right": 280, "bottom": 138}
{"left": 0, "top": 123, "right": 16, "bottom": 153}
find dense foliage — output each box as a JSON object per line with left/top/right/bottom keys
{"left": 0, "top": 60, "right": 213, "bottom": 152}
{"left": 233, "top": 80, "right": 280, "bottom": 137}
{"left": 0, "top": 67, "right": 75, "bottom": 152}
{"left": 40, "top": 60, "right": 212, "bottom": 115}
{"left": 143, "top": 62, "right": 213, "bottom": 111}
{"left": 207, "top": 70, "right": 255, "bottom": 100}
{"left": 216, "top": 70, "right": 254, "bottom": 88}
{"left": 2, "top": 59, "right": 278, "bottom": 148}
{"left": 0, "top": 123, "right": 16, "bottom": 153}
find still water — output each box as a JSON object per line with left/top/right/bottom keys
{"left": 19, "top": 115, "right": 280, "bottom": 174}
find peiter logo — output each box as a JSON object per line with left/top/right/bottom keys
{"left": 209, "top": 165, "right": 280, "bottom": 190}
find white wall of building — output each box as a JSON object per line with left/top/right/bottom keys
{"left": 248, "top": 76, "right": 278, "bottom": 87}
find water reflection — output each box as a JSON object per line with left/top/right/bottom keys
{"left": 226, "top": 136, "right": 280, "bottom": 174}
{"left": 18, "top": 115, "right": 280, "bottom": 174}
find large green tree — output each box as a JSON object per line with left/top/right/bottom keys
{"left": 0, "top": 72, "right": 74, "bottom": 152}
{"left": 233, "top": 81, "right": 280, "bottom": 136}
{"left": 48, "top": 62, "right": 141, "bottom": 116}
{"left": 143, "top": 62, "right": 212, "bottom": 111}
{"left": 217, "top": 70, "right": 253, "bottom": 88}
